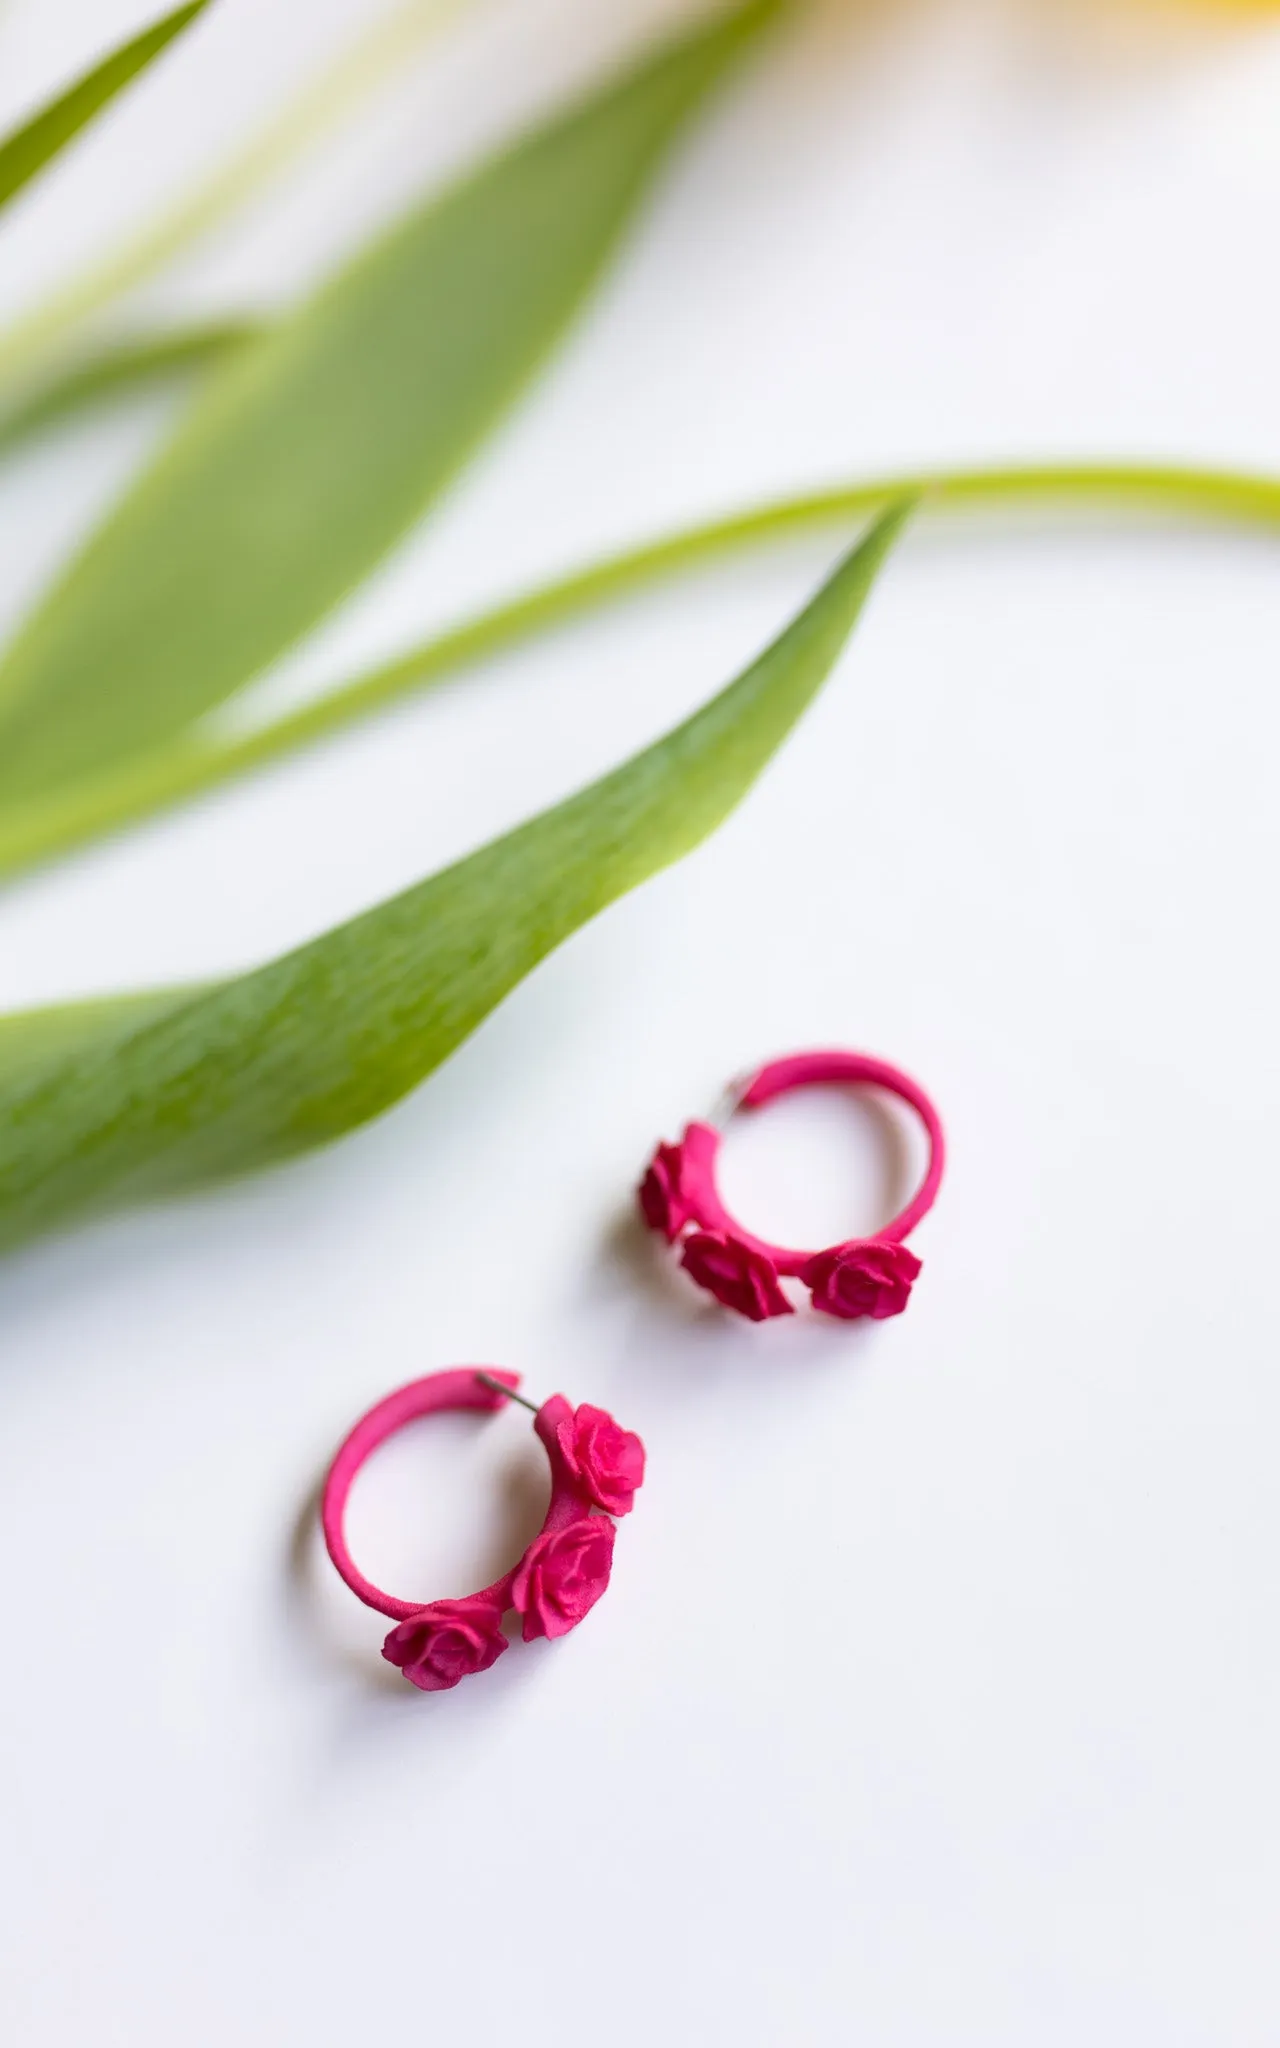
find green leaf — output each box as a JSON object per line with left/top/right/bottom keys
{"left": 0, "top": 0, "right": 471, "bottom": 396}
{"left": 0, "top": 502, "right": 908, "bottom": 1254}
{"left": 0, "top": 321, "right": 261, "bottom": 458}
{"left": 0, "top": 0, "right": 780, "bottom": 810}
{"left": 0, "top": 988, "right": 199, "bottom": 1099}
{"left": 0, "top": 455, "right": 1275, "bottom": 887}
{"left": 0, "top": 3, "right": 210, "bottom": 216}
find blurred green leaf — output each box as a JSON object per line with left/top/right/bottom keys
{"left": 0, "top": 0, "right": 468, "bottom": 395}
{"left": 0, "top": 503, "right": 907, "bottom": 1254}
{"left": 0, "top": 321, "right": 261, "bottom": 456}
{"left": 0, "top": 3, "right": 210, "bottom": 215}
{"left": 0, "top": 0, "right": 779, "bottom": 810}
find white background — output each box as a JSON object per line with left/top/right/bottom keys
{"left": 0, "top": 0, "right": 1278, "bottom": 2040}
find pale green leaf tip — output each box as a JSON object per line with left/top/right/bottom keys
{"left": 143, "top": 1, "right": 213, "bottom": 34}
{"left": 818, "top": 494, "right": 917, "bottom": 609}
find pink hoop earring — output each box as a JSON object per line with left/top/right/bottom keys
{"left": 321, "top": 1369, "right": 645, "bottom": 1691}
{"left": 638, "top": 1049, "right": 945, "bottom": 1324}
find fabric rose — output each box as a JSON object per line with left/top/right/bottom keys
{"left": 556, "top": 1403, "right": 646, "bottom": 1516}
{"left": 638, "top": 1139, "right": 693, "bottom": 1242}
{"left": 803, "top": 1238, "right": 922, "bottom": 1321}
{"left": 512, "top": 1516, "right": 617, "bottom": 1641}
{"left": 382, "top": 1598, "right": 508, "bottom": 1692}
{"left": 679, "top": 1230, "right": 793, "bottom": 1321}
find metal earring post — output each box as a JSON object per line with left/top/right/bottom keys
{"left": 474, "top": 1371, "right": 539, "bottom": 1413}
{"left": 706, "top": 1070, "right": 753, "bottom": 1130}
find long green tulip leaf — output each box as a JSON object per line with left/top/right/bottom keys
{"left": 0, "top": 503, "right": 907, "bottom": 1253}
{"left": 0, "top": 3, "right": 210, "bottom": 216}
{"left": 0, "top": 0, "right": 779, "bottom": 809}
{"left": 0, "top": 322, "right": 261, "bottom": 458}
{"left": 0, "top": 457, "right": 1274, "bottom": 887}
{"left": 0, "top": 989, "right": 200, "bottom": 1099}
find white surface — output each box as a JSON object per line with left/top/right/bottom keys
{"left": 1, "top": 2, "right": 1279, "bottom": 2042}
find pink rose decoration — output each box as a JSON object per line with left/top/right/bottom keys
{"left": 512, "top": 1516, "right": 617, "bottom": 1641}
{"left": 382, "top": 1598, "right": 508, "bottom": 1692}
{"left": 803, "top": 1238, "right": 922, "bottom": 1321}
{"left": 679, "top": 1230, "right": 793, "bottom": 1322}
{"left": 557, "top": 1404, "right": 646, "bottom": 1517}
{"left": 638, "top": 1139, "right": 693, "bottom": 1242}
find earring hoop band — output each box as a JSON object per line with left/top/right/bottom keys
{"left": 321, "top": 1368, "right": 645, "bottom": 1690}
{"left": 639, "top": 1049, "right": 945, "bottom": 1323}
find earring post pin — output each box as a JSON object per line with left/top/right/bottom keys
{"left": 706, "top": 1071, "right": 753, "bottom": 1129}
{"left": 475, "top": 1371, "right": 539, "bottom": 1413}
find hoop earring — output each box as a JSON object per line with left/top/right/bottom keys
{"left": 638, "top": 1049, "right": 945, "bottom": 1323}
{"left": 321, "top": 1369, "right": 645, "bottom": 1691}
